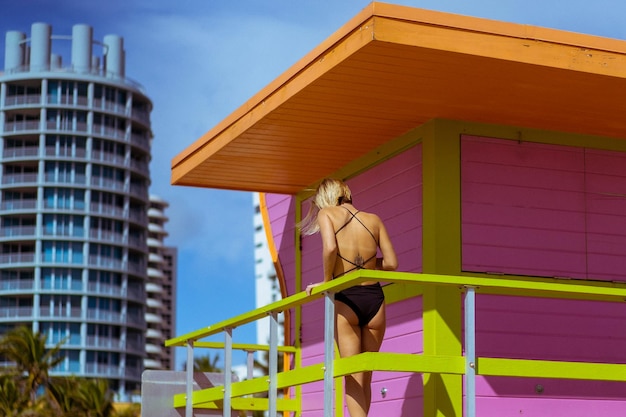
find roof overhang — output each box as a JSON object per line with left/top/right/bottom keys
{"left": 171, "top": 2, "right": 626, "bottom": 194}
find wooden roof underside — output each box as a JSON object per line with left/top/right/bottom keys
{"left": 171, "top": 2, "right": 626, "bottom": 194}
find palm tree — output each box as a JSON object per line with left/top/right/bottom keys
{"left": 182, "top": 353, "right": 223, "bottom": 372}
{"left": 47, "top": 376, "right": 81, "bottom": 416}
{"left": 0, "top": 326, "right": 64, "bottom": 404}
{"left": 0, "top": 374, "right": 30, "bottom": 416}
{"left": 47, "top": 376, "right": 115, "bottom": 417}
{"left": 74, "top": 378, "right": 114, "bottom": 417}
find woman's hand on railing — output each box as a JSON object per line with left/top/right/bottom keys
{"left": 305, "top": 282, "right": 323, "bottom": 296}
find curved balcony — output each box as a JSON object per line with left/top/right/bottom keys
{"left": 90, "top": 177, "right": 125, "bottom": 192}
{"left": 0, "top": 306, "right": 33, "bottom": 319}
{"left": 3, "top": 120, "right": 41, "bottom": 134}
{"left": 145, "top": 343, "right": 162, "bottom": 354}
{"left": 146, "top": 282, "right": 163, "bottom": 294}
{"left": 2, "top": 173, "right": 38, "bottom": 186}
{"left": 147, "top": 268, "right": 165, "bottom": 280}
{"left": 86, "top": 309, "right": 122, "bottom": 323}
{"left": 148, "top": 252, "right": 164, "bottom": 263}
{"left": 44, "top": 173, "right": 87, "bottom": 186}
{"left": 87, "top": 282, "right": 122, "bottom": 298}
{"left": 145, "top": 312, "right": 162, "bottom": 324}
{"left": 0, "top": 200, "right": 37, "bottom": 212}
{"left": 0, "top": 225, "right": 36, "bottom": 239}
{"left": 92, "top": 98, "right": 127, "bottom": 116}
{"left": 91, "top": 124, "right": 126, "bottom": 140}
{"left": 89, "top": 202, "right": 125, "bottom": 219}
{"left": 128, "top": 209, "right": 147, "bottom": 225}
{"left": 146, "top": 298, "right": 163, "bottom": 309}
{"left": 39, "top": 306, "right": 82, "bottom": 320}
{"left": 85, "top": 336, "right": 123, "bottom": 350}
{"left": 45, "top": 120, "right": 88, "bottom": 134}
{"left": 129, "top": 159, "right": 149, "bottom": 175}
{"left": 84, "top": 363, "right": 123, "bottom": 378}
{"left": 146, "top": 328, "right": 163, "bottom": 339}
{"left": 3, "top": 147, "right": 40, "bottom": 160}
{"left": 131, "top": 108, "right": 150, "bottom": 126}
{"left": 90, "top": 150, "right": 126, "bottom": 167}
{"left": 128, "top": 235, "right": 148, "bottom": 252}
{"left": 147, "top": 238, "right": 163, "bottom": 249}
{"left": 127, "top": 311, "right": 146, "bottom": 329}
{"left": 4, "top": 94, "right": 42, "bottom": 107}
{"left": 144, "top": 358, "right": 162, "bottom": 369}
{"left": 130, "top": 133, "right": 150, "bottom": 153}
{"left": 127, "top": 260, "right": 147, "bottom": 276}
{"left": 0, "top": 279, "right": 35, "bottom": 292}
{"left": 87, "top": 255, "right": 124, "bottom": 272}
{"left": 89, "top": 229, "right": 124, "bottom": 245}
{"left": 129, "top": 183, "right": 149, "bottom": 201}
{"left": 0, "top": 252, "right": 36, "bottom": 265}
{"left": 126, "top": 285, "right": 146, "bottom": 303}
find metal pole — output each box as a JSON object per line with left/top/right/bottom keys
{"left": 323, "top": 291, "right": 335, "bottom": 417}
{"left": 269, "top": 311, "right": 279, "bottom": 416}
{"left": 464, "top": 286, "right": 476, "bottom": 417}
{"left": 246, "top": 350, "right": 254, "bottom": 417}
{"left": 223, "top": 328, "right": 233, "bottom": 417}
{"left": 186, "top": 340, "right": 194, "bottom": 417}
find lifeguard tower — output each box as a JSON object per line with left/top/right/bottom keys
{"left": 164, "top": 3, "right": 626, "bottom": 416}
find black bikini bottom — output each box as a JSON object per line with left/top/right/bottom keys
{"left": 335, "top": 283, "right": 384, "bottom": 327}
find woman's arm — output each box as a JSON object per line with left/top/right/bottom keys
{"left": 376, "top": 219, "right": 398, "bottom": 271}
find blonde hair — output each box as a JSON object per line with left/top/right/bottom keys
{"left": 300, "top": 178, "right": 352, "bottom": 235}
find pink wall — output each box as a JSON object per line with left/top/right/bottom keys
{"left": 461, "top": 135, "right": 626, "bottom": 281}
{"left": 462, "top": 135, "right": 626, "bottom": 415}
{"left": 264, "top": 134, "right": 626, "bottom": 415}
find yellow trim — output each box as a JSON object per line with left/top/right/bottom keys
{"left": 167, "top": 270, "right": 626, "bottom": 413}
{"left": 446, "top": 118, "right": 626, "bottom": 152}
{"left": 192, "top": 341, "right": 295, "bottom": 353}
{"left": 187, "top": 398, "right": 299, "bottom": 412}
{"left": 478, "top": 358, "right": 626, "bottom": 382}
{"left": 294, "top": 193, "right": 304, "bottom": 416}
{"left": 421, "top": 123, "right": 463, "bottom": 417}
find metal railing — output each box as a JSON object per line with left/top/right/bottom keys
{"left": 165, "top": 270, "right": 626, "bottom": 417}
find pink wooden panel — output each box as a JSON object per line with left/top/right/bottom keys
{"left": 265, "top": 193, "right": 297, "bottom": 296}
{"left": 585, "top": 149, "right": 626, "bottom": 282}
{"left": 461, "top": 135, "right": 587, "bottom": 278}
{"left": 474, "top": 293, "right": 626, "bottom": 414}
{"left": 475, "top": 295, "right": 626, "bottom": 362}
{"left": 476, "top": 395, "right": 626, "bottom": 417}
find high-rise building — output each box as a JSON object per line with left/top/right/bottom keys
{"left": 253, "top": 193, "right": 282, "bottom": 364}
{"left": 145, "top": 194, "right": 177, "bottom": 371}
{"left": 0, "top": 23, "right": 152, "bottom": 400}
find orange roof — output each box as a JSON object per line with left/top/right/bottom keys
{"left": 171, "top": 2, "right": 626, "bottom": 194}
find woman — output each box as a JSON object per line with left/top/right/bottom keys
{"left": 301, "top": 178, "right": 398, "bottom": 417}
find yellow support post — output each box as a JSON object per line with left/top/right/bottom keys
{"left": 421, "top": 120, "right": 463, "bottom": 417}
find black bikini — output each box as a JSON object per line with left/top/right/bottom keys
{"left": 333, "top": 207, "right": 385, "bottom": 327}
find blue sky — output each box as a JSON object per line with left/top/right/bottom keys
{"left": 2, "top": 0, "right": 625, "bottom": 370}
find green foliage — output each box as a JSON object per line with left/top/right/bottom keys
{"left": 0, "top": 325, "right": 64, "bottom": 403}
{"left": 0, "top": 325, "right": 137, "bottom": 417}
{"left": 0, "top": 374, "right": 30, "bottom": 416}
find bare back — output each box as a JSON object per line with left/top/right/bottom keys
{"left": 324, "top": 204, "right": 381, "bottom": 281}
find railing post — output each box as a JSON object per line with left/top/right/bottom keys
{"left": 185, "top": 340, "right": 194, "bottom": 417}
{"left": 323, "top": 291, "right": 335, "bottom": 417}
{"left": 269, "top": 311, "right": 279, "bottom": 416}
{"left": 464, "top": 286, "right": 476, "bottom": 417}
{"left": 223, "top": 327, "right": 233, "bottom": 417}
{"left": 246, "top": 350, "right": 255, "bottom": 417}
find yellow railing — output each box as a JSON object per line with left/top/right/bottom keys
{"left": 165, "top": 270, "right": 626, "bottom": 417}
